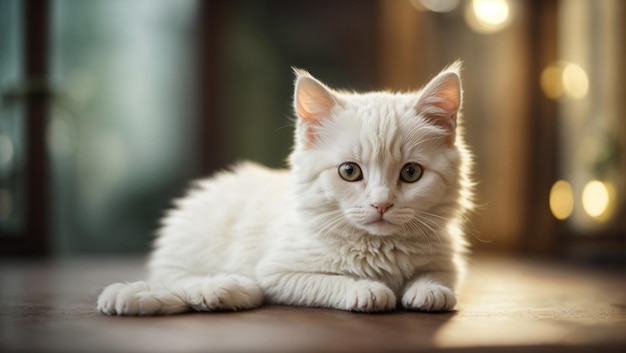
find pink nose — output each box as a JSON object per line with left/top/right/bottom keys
{"left": 372, "top": 203, "right": 393, "bottom": 214}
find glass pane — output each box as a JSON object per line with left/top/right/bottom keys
{"left": 0, "top": 0, "right": 26, "bottom": 237}
{"left": 49, "top": 0, "right": 198, "bottom": 253}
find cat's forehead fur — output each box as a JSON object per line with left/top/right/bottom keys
{"left": 307, "top": 90, "right": 449, "bottom": 166}
{"left": 341, "top": 93, "right": 410, "bottom": 157}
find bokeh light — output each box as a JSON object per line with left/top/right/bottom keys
{"left": 582, "top": 180, "right": 616, "bottom": 222}
{"left": 540, "top": 61, "right": 589, "bottom": 100}
{"left": 465, "top": 0, "right": 512, "bottom": 34}
{"left": 0, "top": 134, "right": 14, "bottom": 167}
{"left": 562, "top": 63, "right": 589, "bottom": 99}
{"left": 549, "top": 180, "right": 574, "bottom": 220}
{"left": 540, "top": 63, "right": 564, "bottom": 100}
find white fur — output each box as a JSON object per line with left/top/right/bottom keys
{"left": 97, "top": 62, "right": 473, "bottom": 315}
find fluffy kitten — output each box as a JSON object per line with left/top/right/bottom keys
{"left": 97, "top": 62, "right": 473, "bottom": 315}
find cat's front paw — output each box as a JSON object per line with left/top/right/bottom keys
{"left": 402, "top": 282, "right": 456, "bottom": 312}
{"left": 344, "top": 281, "right": 396, "bottom": 312}
{"left": 97, "top": 281, "right": 170, "bottom": 315}
{"left": 179, "top": 274, "right": 263, "bottom": 311}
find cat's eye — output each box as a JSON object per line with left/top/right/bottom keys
{"left": 338, "top": 162, "right": 363, "bottom": 182}
{"left": 400, "top": 163, "right": 423, "bottom": 183}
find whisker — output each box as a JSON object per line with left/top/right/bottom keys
{"left": 404, "top": 220, "right": 433, "bottom": 252}
{"left": 413, "top": 209, "right": 449, "bottom": 221}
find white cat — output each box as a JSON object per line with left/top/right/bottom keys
{"left": 97, "top": 62, "right": 473, "bottom": 315}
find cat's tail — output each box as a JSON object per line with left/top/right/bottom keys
{"left": 97, "top": 275, "right": 263, "bottom": 315}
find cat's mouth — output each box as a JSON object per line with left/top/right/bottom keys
{"left": 368, "top": 218, "right": 392, "bottom": 226}
{"left": 363, "top": 217, "right": 398, "bottom": 236}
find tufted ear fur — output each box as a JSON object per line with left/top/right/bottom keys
{"left": 293, "top": 69, "right": 342, "bottom": 146}
{"left": 414, "top": 61, "right": 463, "bottom": 144}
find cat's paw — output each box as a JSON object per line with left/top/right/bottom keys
{"left": 179, "top": 274, "right": 263, "bottom": 311}
{"left": 402, "top": 282, "right": 456, "bottom": 312}
{"left": 97, "top": 281, "right": 183, "bottom": 315}
{"left": 343, "top": 281, "right": 396, "bottom": 312}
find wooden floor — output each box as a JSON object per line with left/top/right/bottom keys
{"left": 0, "top": 254, "right": 624, "bottom": 353}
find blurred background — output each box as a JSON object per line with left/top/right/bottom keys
{"left": 0, "top": 0, "right": 624, "bottom": 267}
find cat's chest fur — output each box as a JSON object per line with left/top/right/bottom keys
{"left": 325, "top": 237, "right": 430, "bottom": 294}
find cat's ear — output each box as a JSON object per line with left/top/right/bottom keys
{"left": 414, "top": 61, "right": 463, "bottom": 143}
{"left": 293, "top": 69, "right": 342, "bottom": 146}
